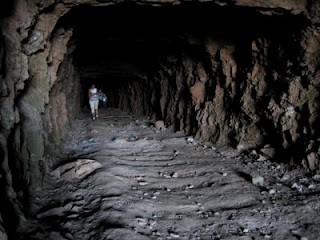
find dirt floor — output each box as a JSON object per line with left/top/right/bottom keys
{"left": 19, "top": 108, "right": 320, "bottom": 240}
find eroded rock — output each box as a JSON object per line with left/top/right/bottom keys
{"left": 51, "top": 159, "right": 102, "bottom": 181}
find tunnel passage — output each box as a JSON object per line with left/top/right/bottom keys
{"left": 0, "top": 0, "right": 320, "bottom": 239}
{"left": 66, "top": 3, "right": 308, "bottom": 119}
{"left": 56, "top": 3, "right": 313, "bottom": 155}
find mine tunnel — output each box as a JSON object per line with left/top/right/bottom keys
{"left": 1, "top": 0, "right": 320, "bottom": 239}
{"left": 56, "top": 2, "right": 310, "bottom": 132}
{"left": 65, "top": 4, "right": 306, "bottom": 114}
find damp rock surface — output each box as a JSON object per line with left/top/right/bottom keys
{"left": 18, "top": 108, "right": 320, "bottom": 240}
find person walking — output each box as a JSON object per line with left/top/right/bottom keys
{"left": 88, "top": 84, "right": 99, "bottom": 120}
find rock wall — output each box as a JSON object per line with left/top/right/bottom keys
{"left": 151, "top": 26, "right": 320, "bottom": 168}
{"left": 0, "top": 1, "right": 78, "bottom": 237}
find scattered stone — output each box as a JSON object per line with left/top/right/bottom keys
{"left": 169, "top": 232, "right": 180, "bottom": 238}
{"left": 260, "top": 147, "right": 276, "bottom": 158}
{"left": 128, "top": 136, "right": 138, "bottom": 141}
{"left": 155, "top": 120, "right": 166, "bottom": 131}
{"left": 291, "top": 183, "right": 303, "bottom": 191}
{"left": 257, "top": 155, "right": 267, "bottom": 161}
{"left": 251, "top": 150, "right": 258, "bottom": 155}
{"left": 186, "top": 184, "right": 194, "bottom": 189}
{"left": 308, "top": 184, "right": 315, "bottom": 189}
{"left": 187, "top": 137, "right": 195, "bottom": 143}
{"left": 269, "top": 189, "right": 276, "bottom": 194}
{"left": 252, "top": 175, "right": 264, "bottom": 186}
{"left": 281, "top": 174, "right": 290, "bottom": 181}
{"left": 236, "top": 144, "right": 247, "bottom": 153}
{"left": 291, "top": 183, "right": 299, "bottom": 189}
{"left": 138, "top": 181, "right": 148, "bottom": 186}
{"left": 172, "top": 172, "right": 179, "bottom": 178}
{"left": 149, "top": 220, "right": 156, "bottom": 227}
{"left": 136, "top": 218, "right": 148, "bottom": 226}
{"left": 222, "top": 172, "right": 228, "bottom": 176}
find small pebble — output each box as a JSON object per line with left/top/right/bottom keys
{"left": 187, "top": 137, "right": 194, "bottom": 143}
{"left": 269, "top": 189, "right": 276, "bottom": 194}
{"left": 172, "top": 172, "right": 179, "bottom": 178}
{"left": 308, "top": 184, "right": 315, "bottom": 189}
{"left": 138, "top": 181, "right": 148, "bottom": 186}
{"left": 170, "top": 233, "right": 180, "bottom": 238}
{"left": 252, "top": 175, "right": 264, "bottom": 186}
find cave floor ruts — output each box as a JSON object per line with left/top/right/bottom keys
{"left": 20, "top": 108, "right": 320, "bottom": 240}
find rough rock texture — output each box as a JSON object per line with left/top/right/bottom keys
{"left": 147, "top": 26, "right": 319, "bottom": 165}
{"left": 17, "top": 109, "right": 320, "bottom": 240}
{"left": 0, "top": 0, "right": 319, "bottom": 238}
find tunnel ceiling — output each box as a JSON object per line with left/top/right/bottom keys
{"left": 58, "top": 0, "right": 309, "bottom": 83}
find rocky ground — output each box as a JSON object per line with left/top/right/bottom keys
{"left": 18, "top": 108, "right": 320, "bottom": 240}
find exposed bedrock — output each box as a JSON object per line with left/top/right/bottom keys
{"left": 0, "top": 0, "right": 320, "bottom": 238}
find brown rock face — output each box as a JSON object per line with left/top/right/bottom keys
{"left": 0, "top": 0, "right": 319, "bottom": 237}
